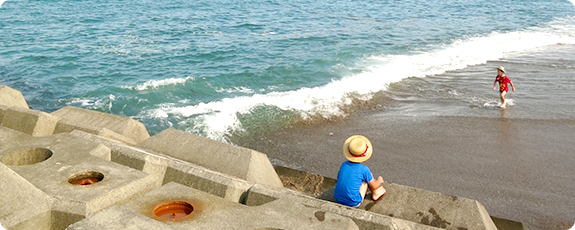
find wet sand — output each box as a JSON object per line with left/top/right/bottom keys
{"left": 235, "top": 111, "right": 575, "bottom": 230}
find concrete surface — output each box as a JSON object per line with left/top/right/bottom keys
{"left": 316, "top": 182, "right": 497, "bottom": 230}
{"left": 54, "top": 118, "right": 137, "bottom": 145}
{"left": 66, "top": 206, "right": 176, "bottom": 230}
{"left": 51, "top": 106, "right": 150, "bottom": 144}
{"left": 0, "top": 105, "right": 7, "bottom": 124}
{"left": 0, "top": 130, "right": 158, "bottom": 229}
{"left": 137, "top": 128, "right": 283, "bottom": 188}
{"left": 0, "top": 163, "right": 52, "bottom": 230}
{"left": 71, "top": 130, "right": 257, "bottom": 204}
{"left": 0, "top": 85, "right": 28, "bottom": 109}
{"left": 364, "top": 182, "right": 497, "bottom": 230}
{"left": 274, "top": 165, "right": 337, "bottom": 197}
{"left": 0, "top": 106, "right": 57, "bottom": 136}
{"left": 122, "top": 182, "right": 359, "bottom": 230}
{"left": 245, "top": 183, "right": 443, "bottom": 230}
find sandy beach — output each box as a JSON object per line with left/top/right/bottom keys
{"left": 234, "top": 111, "right": 575, "bottom": 230}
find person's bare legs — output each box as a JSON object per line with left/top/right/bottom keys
{"left": 500, "top": 91, "right": 507, "bottom": 108}
{"left": 359, "top": 181, "right": 368, "bottom": 200}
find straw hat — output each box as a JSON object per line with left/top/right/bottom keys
{"left": 497, "top": 66, "right": 505, "bottom": 73}
{"left": 343, "top": 135, "right": 373, "bottom": 163}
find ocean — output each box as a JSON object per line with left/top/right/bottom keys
{"left": 1, "top": 0, "right": 575, "bottom": 142}
{"left": 2, "top": 0, "right": 575, "bottom": 229}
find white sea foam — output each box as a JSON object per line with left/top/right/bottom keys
{"left": 483, "top": 99, "right": 515, "bottom": 109}
{"left": 215, "top": 86, "right": 255, "bottom": 94}
{"left": 123, "top": 76, "right": 195, "bottom": 91}
{"left": 0, "top": 0, "right": 6, "bottom": 8}
{"left": 64, "top": 94, "right": 108, "bottom": 111}
{"left": 144, "top": 17, "right": 575, "bottom": 141}
{"left": 65, "top": 96, "right": 113, "bottom": 111}
{"left": 66, "top": 98, "right": 94, "bottom": 107}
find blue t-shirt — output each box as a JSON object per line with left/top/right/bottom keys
{"left": 333, "top": 161, "right": 373, "bottom": 207}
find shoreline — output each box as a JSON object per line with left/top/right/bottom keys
{"left": 233, "top": 111, "right": 575, "bottom": 230}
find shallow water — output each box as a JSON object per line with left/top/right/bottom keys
{"left": 378, "top": 44, "right": 575, "bottom": 120}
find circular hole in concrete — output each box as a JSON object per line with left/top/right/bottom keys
{"left": 0, "top": 147, "right": 53, "bottom": 166}
{"left": 68, "top": 171, "right": 104, "bottom": 185}
{"left": 154, "top": 201, "right": 194, "bottom": 221}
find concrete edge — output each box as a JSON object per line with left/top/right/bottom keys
{"left": 246, "top": 183, "right": 444, "bottom": 230}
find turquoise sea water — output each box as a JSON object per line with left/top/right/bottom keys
{"left": 1, "top": 0, "right": 575, "bottom": 142}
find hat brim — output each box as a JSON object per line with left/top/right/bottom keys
{"left": 497, "top": 67, "right": 505, "bottom": 73}
{"left": 343, "top": 135, "right": 373, "bottom": 163}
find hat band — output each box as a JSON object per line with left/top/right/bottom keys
{"left": 349, "top": 145, "right": 369, "bottom": 158}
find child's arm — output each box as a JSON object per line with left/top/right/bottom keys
{"left": 368, "top": 176, "right": 384, "bottom": 190}
{"left": 509, "top": 80, "right": 516, "bottom": 92}
{"left": 493, "top": 78, "right": 498, "bottom": 91}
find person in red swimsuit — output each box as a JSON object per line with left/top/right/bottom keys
{"left": 493, "top": 66, "right": 516, "bottom": 109}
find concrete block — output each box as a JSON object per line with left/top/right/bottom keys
{"left": 0, "top": 126, "right": 31, "bottom": 149}
{"left": 54, "top": 118, "right": 137, "bottom": 145}
{"left": 51, "top": 106, "right": 150, "bottom": 144}
{"left": 0, "top": 105, "right": 7, "bottom": 124}
{"left": 162, "top": 160, "right": 253, "bottom": 203}
{"left": 0, "top": 128, "right": 111, "bottom": 164}
{"left": 491, "top": 216, "right": 530, "bottom": 230}
{"left": 0, "top": 132, "right": 159, "bottom": 229}
{"left": 0, "top": 106, "right": 57, "bottom": 136}
{"left": 119, "top": 182, "right": 359, "bottom": 230}
{"left": 69, "top": 130, "right": 253, "bottom": 203}
{"left": 137, "top": 128, "right": 283, "bottom": 188}
{"left": 246, "top": 184, "right": 443, "bottom": 230}
{"left": 66, "top": 206, "right": 176, "bottom": 230}
{"left": 346, "top": 182, "right": 497, "bottom": 230}
{"left": 70, "top": 130, "right": 169, "bottom": 188}
{"left": 71, "top": 130, "right": 269, "bottom": 203}
{"left": 274, "top": 165, "right": 337, "bottom": 197}
{"left": 0, "top": 163, "right": 52, "bottom": 230}
{"left": 0, "top": 85, "right": 28, "bottom": 108}
{"left": 361, "top": 183, "right": 497, "bottom": 230}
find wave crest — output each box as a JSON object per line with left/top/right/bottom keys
{"left": 122, "top": 76, "right": 196, "bottom": 91}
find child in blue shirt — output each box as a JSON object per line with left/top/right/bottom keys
{"left": 334, "top": 135, "right": 386, "bottom": 207}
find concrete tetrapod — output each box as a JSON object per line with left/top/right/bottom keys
{"left": 70, "top": 130, "right": 254, "bottom": 203}
{"left": 51, "top": 106, "right": 150, "bottom": 144}
{"left": 0, "top": 85, "right": 29, "bottom": 109}
{"left": 316, "top": 182, "right": 498, "bottom": 230}
{"left": 246, "top": 183, "right": 444, "bottom": 230}
{"left": 68, "top": 182, "right": 359, "bottom": 230}
{"left": 137, "top": 128, "right": 283, "bottom": 188}
{"left": 0, "top": 163, "right": 52, "bottom": 230}
{"left": 0, "top": 128, "right": 159, "bottom": 229}
{"left": 357, "top": 182, "right": 498, "bottom": 230}
{"left": 0, "top": 106, "right": 58, "bottom": 137}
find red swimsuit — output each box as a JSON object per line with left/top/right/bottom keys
{"left": 496, "top": 75, "right": 511, "bottom": 92}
